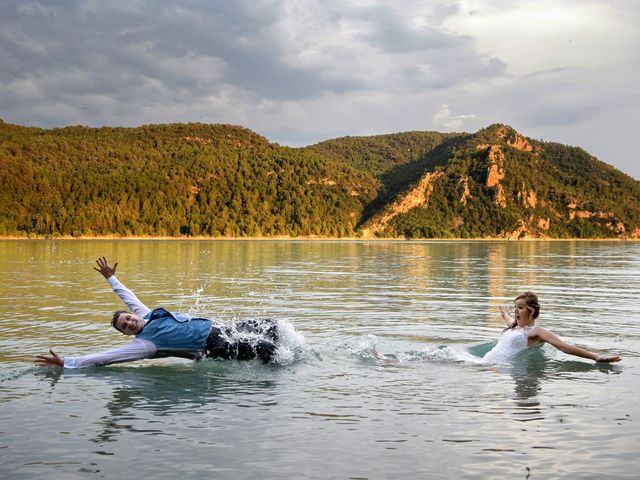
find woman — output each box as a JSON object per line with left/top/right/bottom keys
{"left": 483, "top": 291, "right": 621, "bottom": 363}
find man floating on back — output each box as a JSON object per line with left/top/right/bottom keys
{"left": 36, "top": 257, "right": 286, "bottom": 368}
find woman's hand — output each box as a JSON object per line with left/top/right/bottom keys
{"left": 595, "top": 354, "right": 621, "bottom": 363}
{"left": 34, "top": 349, "right": 64, "bottom": 367}
{"left": 499, "top": 305, "right": 515, "bottom": 327}
{"left": 93, "top": 256, "right": 118, "bottom": 279}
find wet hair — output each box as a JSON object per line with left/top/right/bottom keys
{"left": 510, "top": 291, "right": 540, "bottom": 329}
{"left": 111, "top": 310, "right": 128, "bottom": 333}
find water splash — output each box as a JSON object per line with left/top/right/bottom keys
{"left": 187, "top": 282, "right": 211, "bottom": 316}
{"left": 351, "top": 335, "right": 488, "bottom": 365}
{"left": 273, "top": 319, "right": 308, "bottom": 364}
{"left": 207, "top": 318, "right": 307, "bottom": 366}
{"left": 344, "top": 334, "right": 381, "bottom": 361}
{"left": 408, "top": 346, "right": 484, "bottom": 364}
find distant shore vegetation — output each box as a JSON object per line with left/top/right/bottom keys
{"left": 1, "top": 120, "right": 639, "bottom": 240}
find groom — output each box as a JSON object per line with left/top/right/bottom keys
{"left": 35, "top": 257, "right": 280, "bottom": 368}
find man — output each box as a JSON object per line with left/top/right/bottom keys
{"left": 35, "top": 257, "right": 279, "bottom": 368}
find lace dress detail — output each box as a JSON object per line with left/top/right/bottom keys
{"left": 483, "top": 326, "right": 533, "bottom": 363}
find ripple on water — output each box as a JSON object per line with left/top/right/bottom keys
{"left": 0, "top": 240, "right": 638, "bottom": 479}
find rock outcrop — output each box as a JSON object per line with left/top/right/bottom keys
{"left": 360, "top": 172, "right": 445, "bottom": 236}
{"left": 518, "top": 185, "right": 537, "bottom": 208}
{"left": 502, "top": 216, "right": 550, "bottom": 240}
{"left": 182, "top": 136, "right": 213, "bottom": 145}
{"left": 459, "top": 176, "right": 472, "bottom": 205}
{"left": 495, "top": 125, "right": 535, "bottom": 152}
{"left": 307, "top": 178, "right": 336, "bottom": 186}
{"left": 478, "top": 144, "right": 507, "bottom": 207}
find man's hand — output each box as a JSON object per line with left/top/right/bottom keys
{"left": 93, "top": 256, "right": 118, "bottom": 279}
{"left": 35, "top": 349, "right": 64, "bottom": 367}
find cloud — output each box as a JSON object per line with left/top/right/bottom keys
{"left": 0, "top": 1, "right": 504, "bottom": 111}
{"left": 433, "top": 104, "right": 476, "bottom": 130}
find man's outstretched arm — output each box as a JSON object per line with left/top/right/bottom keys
{"left": 94, "top": 257, "right": 151, "bottom": 317}
{"left": 35, "top": 341, "right": 156, "bottom": 368}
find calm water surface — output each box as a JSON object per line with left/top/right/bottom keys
{"left": 0, "top": 240, "right": 638, "bottom": 479}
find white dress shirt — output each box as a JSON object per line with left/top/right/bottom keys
{"left": 63, "top": 276, "right": 158, "bottom": 368}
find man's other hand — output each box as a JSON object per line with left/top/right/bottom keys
{"left": 93, "top": 256, "right": 118, "bottom": 279}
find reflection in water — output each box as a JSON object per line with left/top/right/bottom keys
{"left": 376, "top": 339, "right": 623, "bottom": 410}
{"left": 36, "top": 362, "right": 281, "bottom": 447}
{"left": 500, "top": 348, "right": 623, "bottom": 405}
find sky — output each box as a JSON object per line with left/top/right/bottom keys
{"left": 1, "top": 0, "right": 639, "bottom": 179}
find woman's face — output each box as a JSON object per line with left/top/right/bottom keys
{"left": 514, "top": 299, "right": 532, "bottom": 324}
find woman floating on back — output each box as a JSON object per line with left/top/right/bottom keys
{"left": 483, "top": 291, "right": 621, "bottom": 363}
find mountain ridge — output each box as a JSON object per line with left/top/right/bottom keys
{"left": 1, "top": 119, "right": 638, "bottom": 239}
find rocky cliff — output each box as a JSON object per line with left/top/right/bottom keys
{"left": 350, "top": 124, "right": 640, "bottom": 239}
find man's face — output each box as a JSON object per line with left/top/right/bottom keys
{"left": 115, "top": 312, "right": 144, "bottom": 335}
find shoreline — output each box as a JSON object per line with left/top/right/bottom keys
{"left": 0, "top": 235, "right": 636, "bottom": 242}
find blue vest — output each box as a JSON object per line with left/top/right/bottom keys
{"left": 137, "top": 308, "right": 213, "bottom": 359}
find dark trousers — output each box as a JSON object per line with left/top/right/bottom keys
{"left": 205, "top": 319, "right": 278, "bottom": 363}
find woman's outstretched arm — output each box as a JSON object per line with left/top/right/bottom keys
{"left": 532, "top": 327, "right": 621, "bottom": 362}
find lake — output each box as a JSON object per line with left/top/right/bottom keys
{"left": 0, "top": 240, "right": 638, "bottom": 479}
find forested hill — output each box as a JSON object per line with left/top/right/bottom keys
{"left": 307, "top": 125, "right": 640, "bottom": 239}
{"left": 1, "top": 119, "right": 639, "bottom": 239}
{"left": 0, "top": 120, "right": 378, "bottom": 237}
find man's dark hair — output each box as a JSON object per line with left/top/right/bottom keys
{"left": 112, "top": 310, "right": 128, "bottom": 333}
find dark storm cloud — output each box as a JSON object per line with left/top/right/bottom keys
{"left": 0, "top": 0, "right": 505, "bottom": 123}
{"left": 357, "top": 7, "right": 458, "bottom": 52}
{"left": 0, "top": 0, "right": 352, "bottom": 108}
